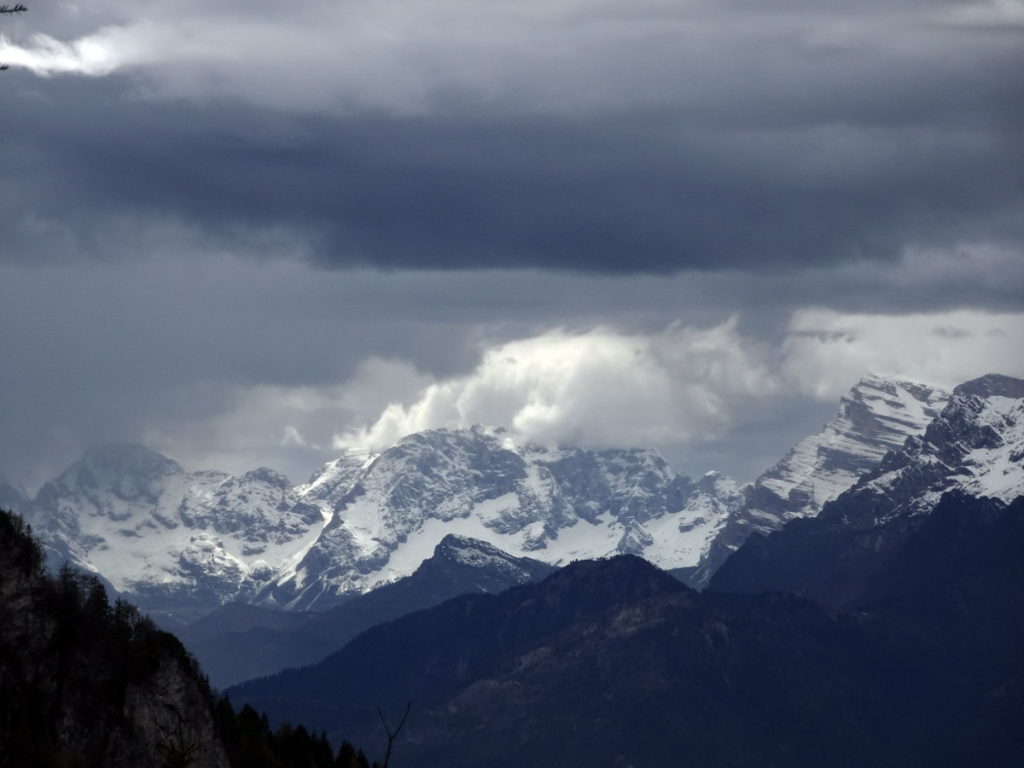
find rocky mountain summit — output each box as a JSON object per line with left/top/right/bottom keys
{"left": 711, "top": 374, "right": 1024, "bottom": 601}
{"left": 23, "top": 444, "right": 326, "bottom": 623}
{"left": 692, "top": 372, "right": 949, "bottom": 584}
{"left": 260, "top": 428, "right": 742, "bottom": 610}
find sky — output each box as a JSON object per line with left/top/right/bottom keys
{"left": 1, "top": 0, "right": 1022, "bottom": 491}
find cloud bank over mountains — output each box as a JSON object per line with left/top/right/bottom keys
{"left": 0, "top": 0, "right": 1019, "bottom": 488}
{"left": 329, "top": 310, "right": 1024, "bottom": 456}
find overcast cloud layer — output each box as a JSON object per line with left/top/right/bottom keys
{"left": 0, "top": 0, "right": 1021, "bottom": 491}
{"left": 1, "top": 0, "right": 1022, "bottom": 271}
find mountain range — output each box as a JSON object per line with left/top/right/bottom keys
{"left": 711, "top": 373, "right": 1024, "bottom": 603}
{"left": 229, "top": 492, "right": 1024, "bottom": 767}
{"left": 2, "top": 371, "right": 1021, "bottom": 766}
{"left": 9, "top": 372, "right": 954, "bottom": 624}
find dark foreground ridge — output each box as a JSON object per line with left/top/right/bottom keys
{"left": 0, "top": 509, "right": 375, "bottom": 768}
{"left": 181, "top": 534, "right": 556, "bottom": 688}
{"left": 231, "top": 498, "right": 1024, "bottom": 767}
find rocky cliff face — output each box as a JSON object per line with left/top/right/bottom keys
{"left": 692, "top": 373, "right": 949, "bottom": 585}
{"left": 710, "top": 374, "right": 1024, "bottom": 602}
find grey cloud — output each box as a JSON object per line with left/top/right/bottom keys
{"left": 2, "top": 0, "right": 1022, "bottom": 491}
{"left": 1, "top": 0, "right": 1022, "bottom": 273}
{"left": 2, "top": 255, "right": 1020, "bottom": 490}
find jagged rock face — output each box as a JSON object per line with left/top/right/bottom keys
{"left": 826, "top": 373, "right": 1024, "bottom": 526}
{"left": 262, "top": 428, "right": 741, "bottom": 610}
{"left": 293, "top": 453, "right": 373, "bottom": 510}
{"left": 692, "top": 373, "right": 949, "bottom": 585}
{"left": 710, "top": 375, "right": 1024, "bottom": 601}
{"left": 24, "top": 444, "right": 326, "bottom": 623}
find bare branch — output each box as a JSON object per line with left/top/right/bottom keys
{"left": 376, "top": 701, "right": 412, "bottom": 768}
{"left": 1, "top": 3, "right": 26, "bottom": 72}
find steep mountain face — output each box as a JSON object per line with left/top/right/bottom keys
{"left": 692, "top": 373, "right": 949, "bottom": 585}
{"left": 24, "top": 444, "right": 326, "bottom": 623}
{"left": 180, "top": 534, "right": 556, "bottom": 688}
{"left": 231, "top": 528, "right": 1024, "bottom": 768}
{"left": 260, "top": 428, "right": 742, "bottom": 610}
{"left": 292, "top": 452, "right": 374, "bottom": 511}
{"left": 711, "top": 374, "right": 1024, "bottom": 603}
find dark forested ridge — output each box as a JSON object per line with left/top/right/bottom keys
{"left": 181, "top": 534, "right": 555, "bottom": 688}
{"left": 0, "top": 509, "right": 375, "bottom": 768}
{"left": 231, "top": 494, "right": 1024, "bottom": 768}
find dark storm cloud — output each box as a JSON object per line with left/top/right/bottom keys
{"left": 2, "top": 0, "right": 1023, "bottom": 492}
{"left": 1, "top": 0, "right": 1022, "bottom": 272}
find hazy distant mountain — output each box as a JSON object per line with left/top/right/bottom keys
{"left": 692, "top": 372, "right": 949, "bottom": 585}
{"left": 0, "top": 473, "right": 29, "bottom": 516}
{"left": 180, "top": 534, "right": 555, "bottom": 688}
{"left": 711, "top": 373, "right": 1024, "bottom": 603}
{"left": 260, "top": 428, "right": 742, "bottom": 610}
{"left": 23, "top": 444, "right": 326, "bottom": 624}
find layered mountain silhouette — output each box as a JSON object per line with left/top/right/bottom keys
{"left": 229, "top": 493, "right": 1024, "bottom": 766}
{"left": 179, "top": 534, "right": 555, "bottom": 688}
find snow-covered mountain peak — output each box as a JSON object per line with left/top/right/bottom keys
{"left": 689, "top": 373, "right": 951, "bottom": 586}
{"left": 240, "top": 467, "right": 291, "bottom": 489}
{"left": 48, "top": 443, "right": 187, "bottom": 505}
{"left": 261, "top": 427, "right": 742, "bottom": 610}
{"left": 434, "top": 533, "right": 536, "bottom": 569}
{"left": 23, "top": 446, "right": 329, "bottom": 623}
{"left": 755, "top": 373, "right": 950, "bottom": 516}
{"left": 296, "top": 451, "right": 373, "bottom": 513}
{"left": 950, "top": 372, "right": 1024, "bottom": 400}
{"left": 843, "top": 374, "right": 1024, "bottom": 521}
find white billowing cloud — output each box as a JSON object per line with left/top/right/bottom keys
{"left": 333, "top": 319, "right": 779, "bottom": 452}
{"left": 136, "top": 309, "right": 1023, "bottom": 479}
{"left": 0, "top": 32, "right": 120, "bottom": 75}
{"left": 782, "top": 309, "right": 1024, "bottom": 399}
{"left": 331, "top": 310, "right": 1024, "bottom": 456}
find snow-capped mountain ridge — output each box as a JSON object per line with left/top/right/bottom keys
{"left": 11, "top": 371, "right": 1012, "bottom": 621}
{"left": 691, "top": 373, "right": 950, "bottom": 584}
{"left": 832, "top": 373, "right": 1024, "bottom": 525}
{"left": 22, "top": 444, "right": 326, "bottom": 623}
{"left": 261, "top": 428, "right": 741, "bottom": 610}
